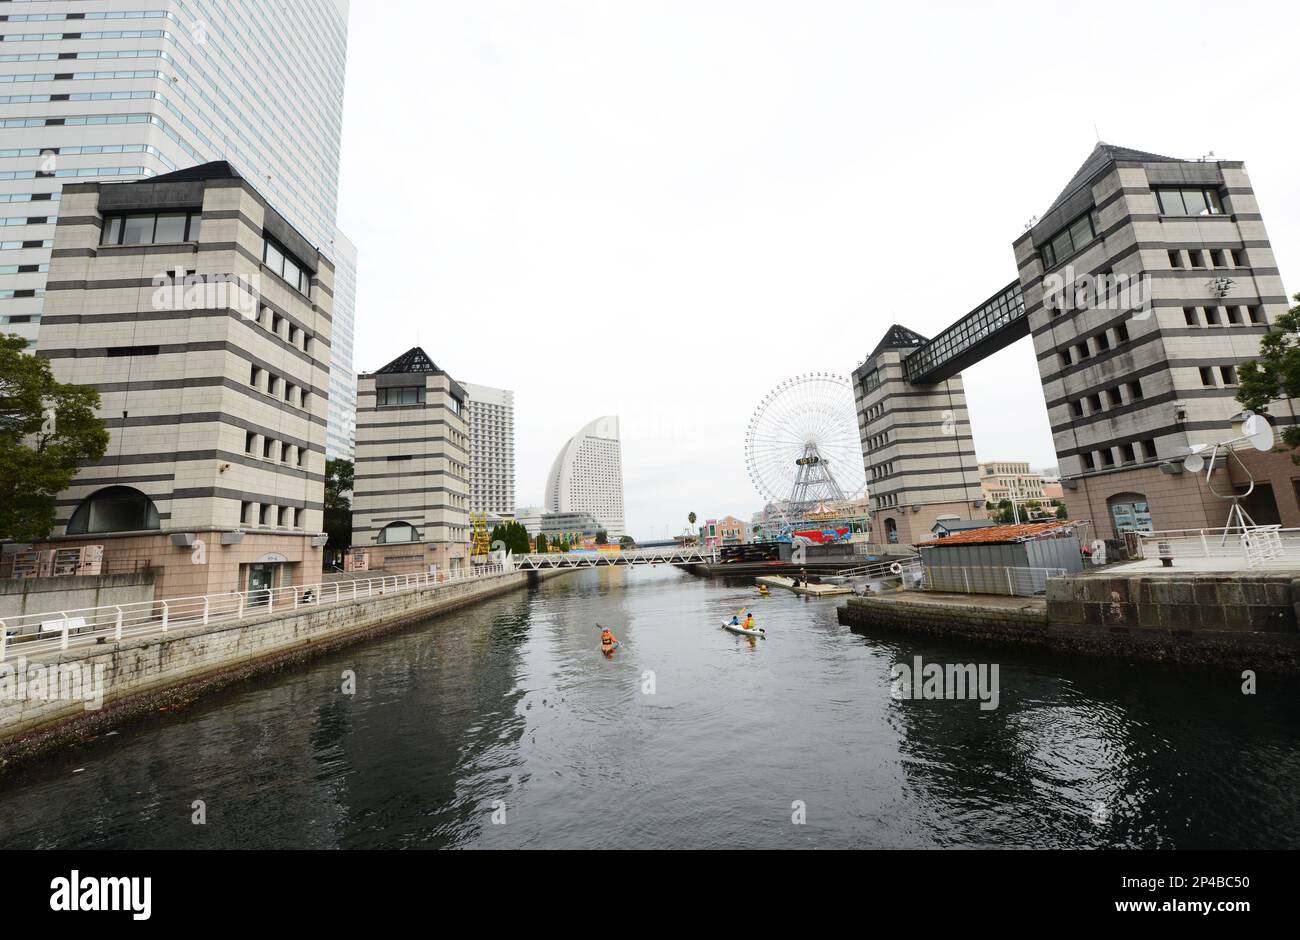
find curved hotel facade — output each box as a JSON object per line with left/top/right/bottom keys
{"left": 544, "top": 416, "right": 626, "bottom": 539}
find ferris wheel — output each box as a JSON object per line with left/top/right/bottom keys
{"left": 744, "top": 373, "right": 867, "bottom": 518}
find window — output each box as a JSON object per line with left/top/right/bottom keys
{"left": 1249, "top": 305, "right": 1267, "bottom": 325}
{"left": 1226, "top": 306, "right": 1241, "bottom": 325}
{"left": 106, "top": 345, "right": 159, "bottom": 357}
{"left": 100, "top": 210, "right": 201, "bottom": 245}
{"left": 1184, "top": 306, "right": 1199, "bottom": 326}
{"left": 1168, "top": 250, "right": 1184, "bottom": 268}
{"left": 378, "top": 521, "right": 418, "bottom": 544}
{"left": 1041, "top": 210, "right": 1100, "bottom": 268}
{"left": 1205, "top": 306, "right": 1220, "bottom": 325}
{"left": 1083, "top": 453, "right": 1096, "bottom": 471}
{"left": 249, "top": 364, "right": 261, "bottom": 388}
{"left": 267, "top": 375, "right": 279, "bottom": 397}
{"left": 284, "top": 382, "right": 295, "bottom": 403}
{"left": 1119, "top": 443, "right": 1136, "bottom": 464}
{"left": 1127, "top": 380, "right": 1144, "bottom": 401}
{"left": 1210, "top": 249, "right": 1226, "bottom": 268}
{"left": 1155, "top": 187, "right": 1224, "bottom": 216}
{"left": 1094, "top": 332, "right": 1110, "bottom": 353}
{"left": 1076, "top": 342, "right": 1091, "bottom": 360}
{"left": 278, "top": 506, "right": 290, "bottom": 527}
{"left": 1100, "top": 449, "right": 1116, "bottom": 467}
{"left": 1199, "top": 366, "right": 1216, "bottom": 386}
{"left": 240, "top": 501, "right": 253, "bottom": 525}
{"left": 244, "top": 431, "right": 257, "bottom": 454}
{"left": 1059, "top": 349, "right": 1072, "bottom": 368}
{"left": 1069, "top": 400, "right": 1084, "bottom": 418}
{"left": 1107, "top": 388, "right": 1123, "bottom": 407}
{"left": 1232, "top": 249, "right": 1248, "bottom": 267}
{"left": 1141, "top": 439, "right": 1157, "bottom": 460}
{"left": 263, "top": 437, "right": 275, "bottom": 459}
{"left": 1188, "top": 249, "right": 1206, "bottom": 269}
{"left": 377, "top": 386, "right": 424, "bottom": 406}
{"left": 1087, "top": 393, "right": 1103, "bottom": 413}
{"left": 262, "top": 236, "right": 310, "bottom": 296}
{"left": 280, "top": 442, "right": 291, "bottom": 463}
{"left": 1113, "top": 323, "right": 1130, "bottom": 344}
{"left": 1220, "top": 365, "right": 1238, "bottom": 386}
{"left": 67, "top": 486, "right": 160, "bottom": 534}
{"left": 259, "top": 504, "right": 272, "bottom": 526}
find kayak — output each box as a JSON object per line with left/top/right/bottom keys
{"left": 721, "top": 619, "right": 765, "bottom": 638}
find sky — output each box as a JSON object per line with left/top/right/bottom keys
{"left": 336, "top": 0, "right": 1300, "bottom": 541}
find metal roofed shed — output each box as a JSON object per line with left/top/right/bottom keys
{"left": 915, "top": 521, "right": 1085, "bottom": 595}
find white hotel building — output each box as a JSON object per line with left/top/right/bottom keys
{"left": 544, "top": 416, "right": 626, "bottom": 539}
{"left": 0, "top": 0, "right": 358, "bottom": 458}
{"left": 462, "top": 382, "right": 515, "bottom": 521}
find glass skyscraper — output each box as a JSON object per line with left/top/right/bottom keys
{"left": 0, "top": 0, "right": 358, "bottom": 457}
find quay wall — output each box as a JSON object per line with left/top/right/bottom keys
{"left": 0, "top": 572, "right": 155, "bottom": 621}
{"left": 837, "top": 570, "right": 1300, "bottom": 674}
{"left": 0, "top": 569, "right": 567, "bottom": 769}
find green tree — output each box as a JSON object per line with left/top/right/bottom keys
{"left": 595, "top": 530, "right": 608, "bottom": 545}
{"left": 0, "top": 334, "right": 109, "bottom": 541}
{"left": 324, "top": 458, "right": 354, "bottom": 561}
{"left": 1055, "top": 503, "right": 1069, "bottom": 520}
{"left": 535, "top": 532, "right": 548, "bottom": 553}
{"left": 688, "top": 511, "right": 697, "bottom": 530}
{"left": 619, "top": 535, "right": 635, "bottom": 548}
{"left": 1237, "top": 293, "right": 1300, "bottom": 459}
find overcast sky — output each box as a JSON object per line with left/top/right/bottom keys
{"left": 336, "top": 0, "right": 1300, "bottom": 541}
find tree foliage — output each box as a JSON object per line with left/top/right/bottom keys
{"left": 489, "top": 520, "right": 532, "bottom": 555}
{"left": 595, "top": 530, "right": 608, "bottom": 545}
{"left": 0, "top": 334, "right": 109, "bottom": 540}
{"left": 535, "top": 533, "right": 548, "bottom": 553}
{"left": 324, "top": 458, "right": 353, "bottom": 555}
{"left": 1236, "top": 293, "right": 1300, "bottom": 458}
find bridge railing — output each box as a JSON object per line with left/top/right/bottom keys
{"left": 0, "top": 564, "right": 506, "bottom": 662}
{"left": 512, "top": 547, "right": 718, "bottom": 568}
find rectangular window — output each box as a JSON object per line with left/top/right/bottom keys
{"left": 101, "top": 211, "right": 200, "bottom": 246}
{"left": 262, "top": 236, "right": 310, "bottom": 296}
{"left": 1232, "top": 249, "right": 1248, "bottom": 267}
{"left": 1120, "top": 443, "right": 1136, "bottom": 464}
{"left": 1156, "top": 187, "right": 1225, "bottom": 216}
{"left": 1220, "top": 365, "right": 1237, "bottom": 386}
{"left": 1141, "top": 439, "right": 1157, "bottom": 460}
{"left": 1199, "top": 366, "right": 1216, "bottom": 386}
{"left": 1100, "top": 449, "right": 1116, "bottom": 467}
{"left": 240, "top": 501, "right": 252, "bottom": 525}
{"left": 259, "top": 504, "right": 272, "bottom": 526}
{"left": 1188, "top": 249, "right": 1205, "bottom": 269}
{"left": 1184, "top": 306, "right": 1199, "bottom": 326}
{"left": 1083, "top": 453, "right": 1096, "bottom": 471}
{"left": 1127, "top": 380, "right": 1143, "bottom": 401}
{"left": 1210, "top": 249, "right": 1227, "bottom": 268}
{"left": 1069, "top": 400, "right": 1084, "bottom": 418}
{"left": 1087, "top": 393, "right": 1103, "bottom": 413}
{"left": 1113, "top": 323, "right": 1129, "bottom": 344}
{"left": 1094, "top": 332, "right": 1110, "bottom": 353}
{"left": 263, "top": 437, "right": 275, "bottom": 459}
{"left": 1226, "top": 306, "right": 1241, "bottom": 324}
{"left": 1059, "top": 350, "right": 1072, "bottom": 368}
{"left": 250, "top": 364, "right": 261, "bottom": 388}
{"left": 1168, "top": 249, "right": 1183, "bottom": 268}
{"left": 268, "top": 375, "right": 280, "bottom": 397}
{"left": 244, "top": 431, "right": 256, "bottom": 454}
{"left": 1205, "top": 306, "right": 1221, "bottom": 325}
{"left": 1249, "top": 305, "right": 1267, "bottom": 325}
{"left": 1107, "top": 388, "right": 1123, "bottom": 407}
{"left": 278, "top": 506, "right": 290, "bottom": 527}
{"left": 280, "top": 442, "right": 291, "bottom": 463}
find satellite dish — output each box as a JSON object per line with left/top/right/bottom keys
{"left": 1243, "top": 414, "right": 1275, "bottom": 452}
{"left": 1184, "top": 453, "right": 1205, "bottom": 474}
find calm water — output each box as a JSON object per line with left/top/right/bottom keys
{"left": 1, "top": 566, "right": 1298, "bottom": 849}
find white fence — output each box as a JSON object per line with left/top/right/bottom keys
{"left": 0, "top": 564, "right": 507, "bottom": 663}
{"left": 1133, "top": 526, "right": 1300, "bottom": 568}
{"left": 920, "top": 566, "right": 1067, "bottom": 597}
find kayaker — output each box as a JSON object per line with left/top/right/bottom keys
{"left": 728, "top": 614, "right": 741, "bottom": 626}
{"left": 743, "top": 613, "right": 756, "bottom": 630}
{"left": 600, "top": 626, "right": 617, "bottom": 647}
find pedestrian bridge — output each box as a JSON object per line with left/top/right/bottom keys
{"left": 511, "top": 547, "right": 718, "bottom": 570}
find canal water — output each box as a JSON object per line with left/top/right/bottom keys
{"left": 1, "top": 566, "right": 1298, "bottom": 849}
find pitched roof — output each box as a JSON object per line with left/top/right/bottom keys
{"left": 1044, "top": 142, "right": 1185, "bottom": 216}
{"left": 144, "top": 160, "right": 243, "bottom": 183}
{"left": 374, "top": 347, "right": 442, "bottom": 375}
{"left": 868, "top": 324, "right": 929, "bottom": 360}
{"left": 915, "top": 520, "right": 1080, "bottom": 547}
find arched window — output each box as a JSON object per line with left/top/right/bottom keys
{"left": 67, "top": 486, "right": 161, "bottom": 535}
{"left": 1106, "top": 493, "right": 1152, "bottom": 535}
{"left": 884, "top": 518, "right": 899, "bottom": 544}
{"left": 377, "top": 521, "right": 419, "bottom": 544}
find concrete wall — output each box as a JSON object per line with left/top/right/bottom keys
{"left": 0, "top": 572, "right": 155, "bottom": 621}
{"left": 0, "top": 570, "right": 562, "bottom": 756}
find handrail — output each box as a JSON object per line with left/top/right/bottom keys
{"left": 0, "top": 563, "right": 507, "bottom": 662}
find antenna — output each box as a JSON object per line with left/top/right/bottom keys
{"left": 1181, "top": 413, "right": 1275, "bottom": 538}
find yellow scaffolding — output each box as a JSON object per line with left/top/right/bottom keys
{"left": 471, "top": 513, "right": 491, "bottom": 557}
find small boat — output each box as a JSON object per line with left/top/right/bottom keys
{"left": 720, "top": 619, "right": 766, "bottom": 638}
{"left": 757, "top": 585, "right": 770, "bottom": 596}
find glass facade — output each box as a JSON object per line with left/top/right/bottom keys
{"left": 904, "top": 283, "right": 1026, "bottom": 384}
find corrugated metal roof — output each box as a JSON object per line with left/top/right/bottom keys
{"left": 915, "top": 521, "right": 1079, "bottom": 547}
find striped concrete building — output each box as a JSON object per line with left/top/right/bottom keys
{"left": 852, "top": 325, "right": 984, "bottom": 546}
{"left": 1015, "top": 144, "right": 1296, "bottom": 537}
{"left": 32, "top": 162, "right": 333, "bottom": 599}
{"left": 351, "top": 347, "right": 471, "bottom": 574}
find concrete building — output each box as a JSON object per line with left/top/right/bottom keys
{"left": 514, "top": 505, "right": 544, "bottom": 537}
{"left": 853, "top": 143, "right": 1294, "bottom": 544}
{"left": 544, "top": 415, "right": 626, "bottom": 539}
{"left": 463, "top": 382, "right": 515, "bottom": 519}
{"left": 979, "top": 461, "right": 1047, "bottom": 504}
{"left": 853, "top": 325, "right": 984, "bottom": 546}
{"left": 351, "top": 347, "right": 471, "bottom": 574}
{"left": 1015, "top": 144, "right": 1295, "bottom": 538}
{"left": 0, "top": 0, "right": 359, "bottom": 459}
{"left": 31, "top": 163, "right": 333, "bottom": 600}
